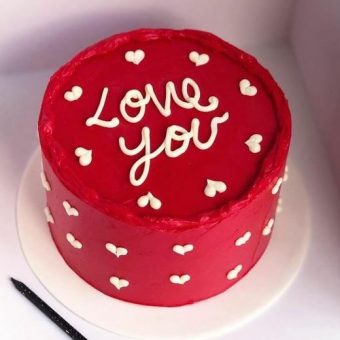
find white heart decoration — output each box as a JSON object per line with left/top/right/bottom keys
{"left": 239, "top": 79, "right": 257, "bottom": 96}
{"left": 204, "top": 179, "right": 227, "bottom": 198}
{"left": 245, "top": 134, "right": 263, "bottom": 153}
{"left": 227, "top": 264, "right": 243, "bottom": 280}
{"left": 262, "top": 218, "right": 275, "bottom": 236}
{"left": 64, "top": 86, "right": 83, "bottom": 101}
{"left": 173, "top": 244, "right": 194, "bottom": 255}
{"left": 75, "top": 147, "right": 92, "bottom": 166}
{"left": 137, "top": 192, "right": 162, "bottom": 210}
{"left": 105, "top": 243, "right": 128, "bottom": 258}
{"left": 276, "top": 197, "right": 283, "bottom": 214}
{"left": 272, "top": 177, "right": 283, "bottom": 195}
{"left": 44, "top": 207, "right": 54, "bottom": 224}
{"left": 66, "top": 233, "right": 82, "bottom": 249}
{"left": 40, "top": 171, "right": 51, "bottom": 191}
{"left": 283, "top": 165, "right": 289, "bottom": 182}
{"left": 235, "top": 231, "right": 251, "bottom": 246}
{"left": 170, "top": 274, "right": 190, "bottom": 285}
{"left": 63, "top": 201, "right": 79, "bottom": 217}
{"left": 189, "top": 51, "right": 210, "bottom": 66}
{"left": 125, "top": 49, "right": 145, "bottom": 65}
{"left": 109, "top": 276, "right": 129, "bottom": 290}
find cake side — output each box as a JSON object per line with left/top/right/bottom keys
{"left": 41, "top": 152, "right": 286, "bottom": 306}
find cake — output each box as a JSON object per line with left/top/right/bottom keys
{"left": 38, "top": 28, "right": 291, "bottom": 307}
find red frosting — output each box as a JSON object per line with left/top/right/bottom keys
{"left": 38, "top": 29, "right": 291, "bottom": 306}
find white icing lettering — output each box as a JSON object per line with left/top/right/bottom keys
{"left": 86, "top": 87, "right": 120, "bottom": 128}
{"left": 120, "top": 78, "right": 219, "bottom": 123}
{"left": 119, "top": 112, "right": 229, "bottom": 186}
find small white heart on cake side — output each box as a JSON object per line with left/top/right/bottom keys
{"left": 189, "top": 51, "right": 209, "bottom": 66}
{"left": 63, "top": 201, "right": 79, "bottom": 217}
{"left": 283, "top": 165, "right": 289, "bottom": 182}
{"left": 44, "top": 207, "right": 54, "bottom": 224}
{"left": 262, "top": 218, "right": 275, "bottom": 236}
{"left": 170, "top": 274, "right": 190, "bottom": 285}
{"left": 227, "top": 264, "right": 242, "bottom": 280}
{"left": 235, "top": 231, "right": 251, "bottom": 246}
{"left": 239, "top": 79, "right": 257, "bottom": 96}
{"left": 75, "top": 147, "right": 92, "bottom": 166}
{"left": 204, "top": 179, "right": 227, "bottom": 198}
{"left": 245, "top": 134, "right": 263, "bottom": 153}
{"left": 173, "top": 244, "right": 194, "bottom": 255}
{"left": 137, "top": 192, "right": 162, "bottom": 210}
{"left": 105, "top": 243, "right": 128, "bottom": 258}
{"left": 272, "top": 177, "right": 283, "bottom": 195}
{"left": 66, "top": 233, "right": 82, "bottom": 249}
{"left": 276, "top": 198, "right": 283, "bottom": 214}
{"left": 64, "top": 86, "right": 83, "bottom": 101}
{"left": 125, "top": 49, "right": 145, "bottom": 65}
{"left": 110, "top": 276, "right": 129, "bottom": 290}
{"left": 40, "top": 171, "right": 51, "bottom": 191}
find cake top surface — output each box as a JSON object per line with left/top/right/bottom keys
{"left": 39, "top": 28, "right": 291, "bottom": 228}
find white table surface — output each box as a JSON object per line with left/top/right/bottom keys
{"left": 0, "top": 41, "right": 339, "bottom": 340}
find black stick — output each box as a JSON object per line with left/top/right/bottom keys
{"left": 10, "top": 278, "right": 87, "bottom": 340}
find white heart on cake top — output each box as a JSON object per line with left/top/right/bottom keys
{"left": 110, "top": 276, "right": 129, "bottom": 290}
{"left": 239, "top": 79, "right": 257, "bottom": 96}
{"left": 189, "top": 51, "right": 209, "bottom": 66}
{"left": 227, "top": 264, "right": 242, "bottom": 280}
{"left": 40, "top": 171, "right": 51, "bottom": 191}
{"left": 204, "top": 179, "right": 227, "bottom": 198}
{"left": 272, "top": 177, "right": 283, "bottom": 195}
{"left": 262, "top": 218, "right": 274, "bottom": 236}
{"left": 66, "top": 232, "right": 82, "bottom": 249}
{"left": 170, "top": 274, "right": 190, "bottom": 285}
{"left": 63, "top": 201, "right": 79, "bottom": 217}
{"left": 137, "top": 192, "right": 162, "bottom": 210}
{"left": 64, "top": 86, "right": 83, "bottom": 101}
{"left": 125, "top": 49, "right": 145, "bottom": 65}
{"left": 105, "top": 243, "right": 128, "bottom": 258}
{"left": 44, "top": 207, "right": 54, "bottom": 224}
{"left": 75, "top": 147, "right": 92, "bottom": 166}
{"left": 173, "top": 244, "right": 194, "bottom": 255}
{"left": 235, "top": 231, "right": 251, "bottom": 246}
{"left": 245, "top": 134, "right": 263, "bottom": 153}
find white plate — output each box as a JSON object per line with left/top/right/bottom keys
{"left": 17, "top": 149, "right": 310, "bottom": 339}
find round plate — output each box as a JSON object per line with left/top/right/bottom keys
{"left": 17, "top": 149, "right": 310, "bottom": 339}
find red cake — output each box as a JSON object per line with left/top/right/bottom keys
{"left": 38, "top": 28, "right": 291, "bottom": 306}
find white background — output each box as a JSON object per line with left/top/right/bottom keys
{"left": 0, "top": 0, "right": 339, "bottom": 339}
